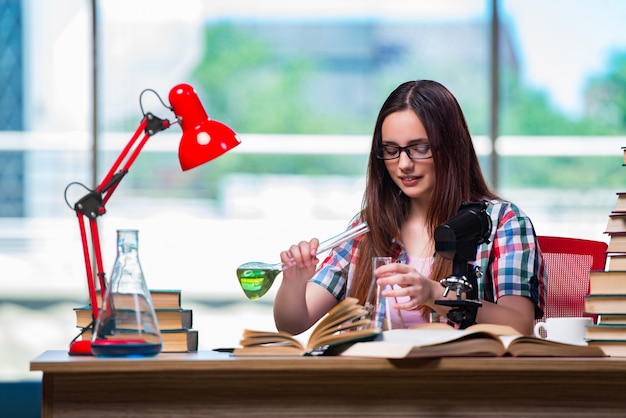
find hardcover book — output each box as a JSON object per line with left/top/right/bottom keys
{"left": 612, "top": 191, "right": 626, "bottom": 212}
{"left": 607, "top": 234, "right": 626, "bottom": 254}
{"left": 81, "top": 328, "right": 198, "bottom": 353}
{"left": 233, "top": 297, "right": 380, "bottom": 356}
{"left": 585, "top": 323, "right": 626, "bottom": 340}
{"left": 339, "top": 323, "right": 606, "bottom": 358}
{"left": 74, "top": 306, "right": 192, "bottom": 330}
{"left": 589, "top": 270, "right": 626, "bottom": 294}
{"left": 598, "top": 314, "right": 626, "bottom": 324}
{"left": 584, "top": 294, "right": 626, "bottom": 314}
{"left": 587, "top": 340, "right": 626, "bottom": 357}
{"left": 608, "top": 255, "right": 626, "bottom": 271}
{"left": 606, "top": 214, "right": 626, "bottom": 234}
{"left": 95, "top": 289, "right": 182, "bottom": 309}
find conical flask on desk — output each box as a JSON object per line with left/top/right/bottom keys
{"left": 91, "top": 229, "right": 162, "bottom": 357}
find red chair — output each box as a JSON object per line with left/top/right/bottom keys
{"left": 537, "top": 236, "right": 608, "bottom": 323}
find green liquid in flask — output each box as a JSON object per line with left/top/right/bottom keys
{"left": 237, "top": 267, "right": 281, "bottom": 299}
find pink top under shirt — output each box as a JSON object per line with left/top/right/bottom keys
{"left": 386, "top": 256, "right": 433, "bottom": 329}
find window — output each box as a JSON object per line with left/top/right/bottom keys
{"left": 2, "top": 0, "right": 625, "bottom": 382}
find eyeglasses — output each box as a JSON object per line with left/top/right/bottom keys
{"left": 376, "top": 143, "right": 432, "bottom": 160}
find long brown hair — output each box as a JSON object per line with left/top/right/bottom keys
{"left": 351, "top": 80, "right": 498, "bottom": 305}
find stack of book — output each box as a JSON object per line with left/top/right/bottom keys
{"left": 74, "top": 289, "right": 199, "bottom": 353}
{"left": 604, "top": 192, "right": 626, "bottom": 265}
{"left": 584, "top": 191, "right": 626, "bottom": 356}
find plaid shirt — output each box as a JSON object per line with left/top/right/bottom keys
{"left": 311, "top": 199, "right": 547, "bottom": 319}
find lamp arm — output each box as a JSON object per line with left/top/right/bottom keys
{"left": 74, "top": 114, "right": 171, "bottom": 322}
{"left": 76, "top": 212, "right": 100, "bottom": 320}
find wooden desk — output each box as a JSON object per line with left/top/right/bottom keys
{"left": 31, "top": 350, "right": 626, "bottom": 417}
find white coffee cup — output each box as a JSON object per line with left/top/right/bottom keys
{"left": 533, "top": 317, "right": 592, "bottom": 346}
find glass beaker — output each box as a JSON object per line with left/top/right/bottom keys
{"left": 370, "top": 257, "right": 392, "bottom": 330}
{"left": 91, "top": 229, "right": 162, "bottom": 357}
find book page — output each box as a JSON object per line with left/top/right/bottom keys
{"left": 410, "top": 321, "right": 521, "bottom": 336}
{"left": 502, "top": 335, "right": 606, "bottom": 357}
{"left": 308, "top": 318, "right": 373, "bottom": 348}
{"left": 342, "top": 326, "right": 506, "bottom": 358}
{"left": 232, "top": 344, "right": 307, "bottom": 356}
{"left": 308, "top": 326, "right": 381, "bottom": 352}
{"left": 310, "top": 298, "right": 364, "bottom": 335}
{"left": 239, "top": 329, "right": 306, "bottom": 351}
{"left": 340, "top": 328, "right": 507, "bottom": 358}
{"left": 310, "top": 306, "right": 369, "bottom": 337}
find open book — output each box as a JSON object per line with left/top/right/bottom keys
{"left": 232, "top": 297, "right": 381, "bottom": 356}
{"left": 340, "top": 322, "right": 607, "bottom": 358}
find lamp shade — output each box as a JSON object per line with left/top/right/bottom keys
{"left": 169, "top": 83, "right": 240, "bottom": 171}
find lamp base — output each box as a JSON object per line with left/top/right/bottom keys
{"left": 68, "top": 340, "right": 93, "bottom": 356}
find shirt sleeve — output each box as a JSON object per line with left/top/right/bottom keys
{"left": 479, "top": 200, "right": 546, "bottom": 319}
{"left": 309, "top": 232, "right": 359, "bottom": 300}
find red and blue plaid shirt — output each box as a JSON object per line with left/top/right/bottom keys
{"left": 311, "top": 199, "right": 547, "bottom": 320}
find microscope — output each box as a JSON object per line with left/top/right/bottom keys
{"left": 434, "top": 201, "right": 492, "bottom": 329}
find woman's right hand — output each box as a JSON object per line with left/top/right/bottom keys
{"left": 280, "top": 238, "right": 320, "bottom": 283}
{"left": 274, "top": 237, "right": 342, "bottom": 335}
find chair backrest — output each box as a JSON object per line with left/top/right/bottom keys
{"left": 536, "top": 236, "right": 608, "bottom": 322}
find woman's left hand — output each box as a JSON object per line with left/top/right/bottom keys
{"left": 375, "top": 262, "right": 440, "bottom": 310}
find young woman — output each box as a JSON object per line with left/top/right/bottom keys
{"left": 273, "top": 80, "right": 546, "bottom": 336}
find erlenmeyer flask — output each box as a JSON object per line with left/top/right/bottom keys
{"left": 91, "top": 229, "right": 162, "bottom": 357}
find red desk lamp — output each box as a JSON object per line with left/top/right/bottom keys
{"left": 66, "top": 84, "right": 240, "bottom": 355}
